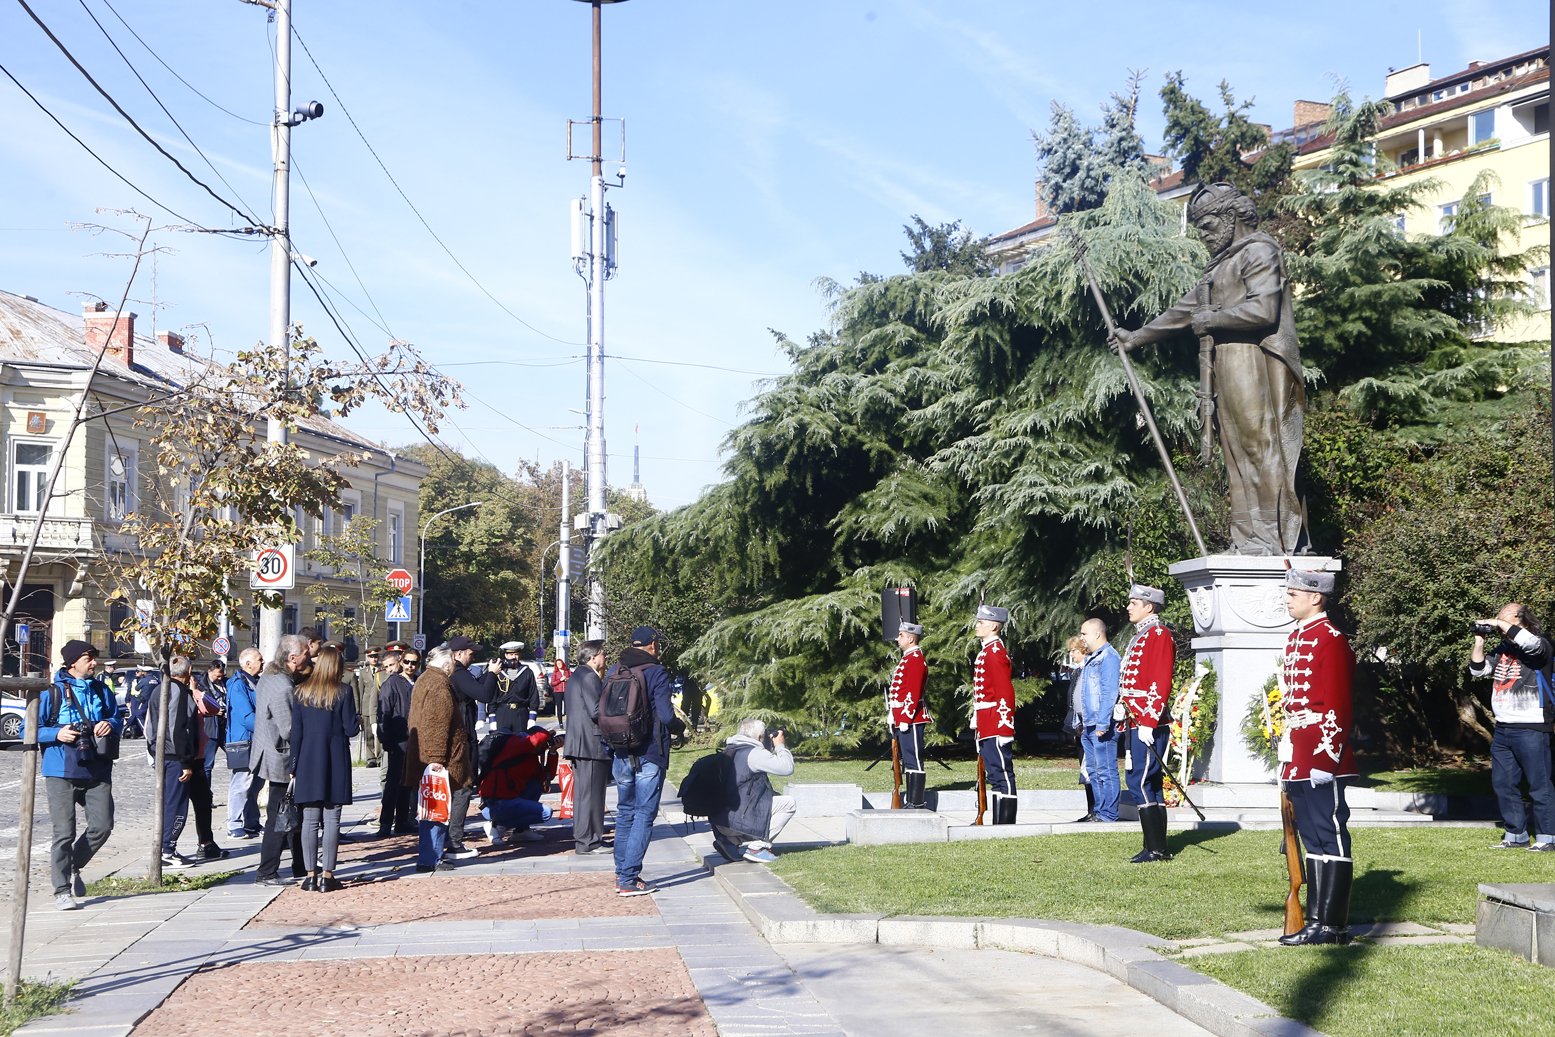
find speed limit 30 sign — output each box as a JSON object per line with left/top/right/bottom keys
{"left": 251, "top": 544, "right": 297, "bottom": 590}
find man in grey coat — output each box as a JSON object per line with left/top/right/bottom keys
{"left": 562, "top": 639, "right": 612, "bottom": 855}
{"left": 251, "top": 634, "right": 310, "bottom": 886}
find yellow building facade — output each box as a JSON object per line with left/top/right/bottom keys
{"left": 0, "top": 289, "right": 426, "bottom": 674}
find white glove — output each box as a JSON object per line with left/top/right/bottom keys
{"left": 897, "top": 722, "right": 909, "bottom": 732}
{"left": 1138, "top": 725, "right": 1155, "bottom": 742}
{"left": 1310, "top": 768, "right": 1334, "bottom": 786}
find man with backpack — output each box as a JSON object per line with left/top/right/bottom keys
{"left": 596, "top": 625, "right": 683, "bottom": 897}
{"left": 34, "top": 640, "right": 121, "bottom": 910}
{"left": 709, "top": 718, "right": 796, "bottom": 863}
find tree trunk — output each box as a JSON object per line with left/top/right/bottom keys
{"left": 148, "top": 653, "right": 171, "bottom": 884}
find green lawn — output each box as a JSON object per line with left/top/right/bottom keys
{"left": 84, "top": 871, "right": 235, "bottom": 897}
{"left": 1358, "top": 766, "right": 1492, "bottom": 797}
{"left": 771, "top": 827, "right": 1549, "bottom": 940}
{"left": 1191, "top": 943, "right": 1554, "bottom": 1037}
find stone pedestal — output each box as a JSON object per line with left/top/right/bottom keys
{"left": 1169, "top": 554, "right": 1341, "bottom": 784}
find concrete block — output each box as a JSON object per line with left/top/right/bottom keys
{"left": 784, "top": 783, "right": 864, "bottom": 816}
{"left": 715, "top": 863, "right": 800, "bottom": 897}
{"left": 1479, "top": 882, "right": 1555, "bottom": 913}
{"left": 876, "top": 916, "right": 984, "bottom": 949}
{"left": 1125, "top": 958, "right": 1212, "bottom": 1012}
{"left": 946, "top": 822, "right": 1053, "bottom": 841}
{"left": 930, "top": 790, "right": 977, "bottom": 812}
{"left": 1172, "top": 978, "right": 1282, "bottom": 1036}
{"left": 978, "top": 919, "right": 1062, "bottom": 957}
{"left": 846, "top": 809, "right": 949, "bottom": 845}
{"left": 1476, "top": 898, "right": 1534, "bottom": 959}
{"left": 1537, "top": 910, "right": 1555, "bottom": 968}
{"left": 757, "top": 898, "right": 883, "bottom": 944}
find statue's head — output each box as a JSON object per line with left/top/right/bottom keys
{"left": 1188, "top": 182, "right": 1258, "bottom": 256}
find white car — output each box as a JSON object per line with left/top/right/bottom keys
{"left": 1, "top": 692, "right": 24, "bottom": 741}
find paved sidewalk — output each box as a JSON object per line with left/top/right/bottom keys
{"left": 9, "top": 771, "right": 1234, "bottom": 1037}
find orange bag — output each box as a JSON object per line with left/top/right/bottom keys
{"left": 417, "top": 763, "right": 451, "bottom": 823}
{"left": 556, "top": 757, "right": 575, "bottom": 820}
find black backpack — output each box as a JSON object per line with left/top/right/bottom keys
{"left": 475, "top": 730, "right": 512, "bottom": 785}
{"left": 596, "top": 663, "right": 654, "bottom": 753}
{"left": 679, "top": 749, "right": 738, "bottom": 818}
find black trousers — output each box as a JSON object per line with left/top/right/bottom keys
{"left": 1284, "top": 777, "right": 1352, "bottom": 860}
{"left": 378, "top": 748, "right": 415, "bottom": 834}
{"left": 978, "top": 737, "right": 1016, "bottom": 795}
{"left": 893, "top": 724, "right": 926, "bottom": 773}
{"left": 256, "top": 779, "right": 305, "bottom": 879}
{"left": 186, "top": 762, "right": 216, "bottom": 847}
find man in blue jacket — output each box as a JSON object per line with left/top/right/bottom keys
{"left": 224, "top": 648, "right": 263, "bottom": 839}
{"left": 33, "top": 639, "right": 121, "bottom": 911}
{"left": 1076, "top": 618, "right": 1122, "bottom": 823}
{"left": 602, "top": 625, "right": 683, "bottom": 897}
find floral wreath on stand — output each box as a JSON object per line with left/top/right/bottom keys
{"left": 1162, "top": 663, "right": 1217, "bottom": 807}
{"left": 1240, "top": 673, "right": 1283, "bottom": 771}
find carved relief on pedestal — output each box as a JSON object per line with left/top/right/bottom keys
{"left": 1225, "top": 581, "right": 1294, "bottom": 630}
{"left": 1187, "top": 584, "right": 1216, "bottom": 633}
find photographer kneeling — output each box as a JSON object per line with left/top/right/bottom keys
{"left": 711, "top": 718, "right": 796, "bottom": 864}
{"left": 34, "top": 640, "right": 121, "bottom": 910}
{"left": 1470, "top": 603, "right": 1555, "bottom": 851}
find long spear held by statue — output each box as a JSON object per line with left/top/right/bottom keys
{"left": 1069, "top": 231, "right": 1208, "bottom": 559}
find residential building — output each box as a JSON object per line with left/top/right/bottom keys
{"left": 0, "top": 289, "right": 425, "bottom": 673}
{"left": 1291, "top": 45, "right": 1550, "bottom": 336}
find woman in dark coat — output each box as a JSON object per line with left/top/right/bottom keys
{"left": 287, "top": 645, "right": 359, "bottom": 891}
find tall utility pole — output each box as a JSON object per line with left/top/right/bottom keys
{"left": 255, "top": 0, "right": 321, "bottom": 663}
{"left": 259, "top": 0, "right": 294, "bottom": 667}
{"left": 556, "top": 460, "right": 571, "bottom": 662}
{"left": 568, "top": 0, "right": 627, "bottom": 642}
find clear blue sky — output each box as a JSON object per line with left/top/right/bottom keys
{"left": 2, "top": 0, "right": 1547, "bottom": 509}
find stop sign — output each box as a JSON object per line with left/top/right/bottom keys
{"left": 387, "top": 568, "right": 414, "bottom": 593}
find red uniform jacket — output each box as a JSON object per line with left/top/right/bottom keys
{"left": 1120, "top": 618, "right": 1174, "bottom": 726}
{"left": 1279, "top": 614, "right": 1356, "bottom": 782}
{"left": 973, "top": 638, "right": 1015, "bottom": 740}
{"left": 888, "top": 647, "right": 932, "bottom": 726}
{"left": 478, "top": 729, "right": 556, "bottom": 801}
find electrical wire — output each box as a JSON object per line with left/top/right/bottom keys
{"left": 288, "top": 22, "right": 584, "bottom": 348}
{"left": 608, "top": 353, "right": 786, "bottom": 376}
{"left": 14, "top": 0, "right": 264, "bottom": 230}
{"left": 0, "top": 61, "right": 202, "bottom": 227}
{"left": 95, "top": 0, "right": 266, "bottom": 126}
{"left": 612, "top": 359, "right": 734, "bottom": 427}
{"left": 73, "top": 0, "right": 263, "bottom": 224}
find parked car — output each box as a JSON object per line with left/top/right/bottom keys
{"left": 1, "top": 692, "right": 24, "bottom": 741}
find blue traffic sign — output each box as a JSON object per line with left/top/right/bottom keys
{"left": 385, "top": 595, "right": 412, "bottom": 623}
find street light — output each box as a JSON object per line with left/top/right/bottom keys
{"left": 418, "top": 501, "right": 486, "bottom": 640}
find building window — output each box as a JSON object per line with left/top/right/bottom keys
{"left": 1438, "top": 200, "right": 1458, "bottom": 233}
{"left": 387, "top": 506, "right": 403, "bottom": 565}
{"left": 283, "top": 603, "right": 298, "bottom": 636}
{"left": 1531, "top": 178, "right": 1549, "bottom": 219}
{"left": 109, "top": 599, "right": 134, "bottom": 658}
{"left": 251, "top": 606, "right": 261, "bottom": 648}
{"left": 1469, "top": 108, "right": 1496, "bottom": 145}
{"left": 106, "top": 441, "right": 136, "bottom": 523}
{"left": 1530, "top": 267, "right": 1551, "bottom": 311}
{"left": 10, "top": 440, "right": 54, "bottom": 514}
{"left": 1393, "top": 215, "right": 1407, "bottom": 234}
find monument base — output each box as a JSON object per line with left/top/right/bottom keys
{"left": 1169, "top": 554, "right": 1341, "bottom": 785}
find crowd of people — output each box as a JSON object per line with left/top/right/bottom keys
{"left": 32, "top": 619, "right": 794, "bottom": 908}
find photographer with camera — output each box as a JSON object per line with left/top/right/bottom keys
{"left": 709, "top": 718, "right": 796, "bottom": 864}
{"left": 34, "top": 640, "right": 121, "bottom": 910}
{"left": 1470, "top": 603, "right": 1555, "bottom": 851}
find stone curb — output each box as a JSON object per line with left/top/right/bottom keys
{"left": 701, "top": 853, "right": 1328, "bottom": 1037}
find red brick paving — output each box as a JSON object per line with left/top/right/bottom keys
{"left": 130, "top": 950, "right": 717, "bottom": 1036}
{"left": 247, "top": 874, "right": 657, "bottom": 929}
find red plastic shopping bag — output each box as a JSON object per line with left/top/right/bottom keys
{"left": 417, "top": 763, "right": 451, "bottom": 823}
{"left": 556, "top": 757, "right": 575, "bottom": 820}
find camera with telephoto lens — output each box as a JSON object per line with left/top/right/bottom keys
{"left": 1470, "top": 621, "right": 1501, "bottom": 638}
{"left": 71, "top": 723, "right": 99, "bottom": 762}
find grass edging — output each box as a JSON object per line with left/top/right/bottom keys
{"left": 84, "top": 870, "right": 237, "bottom": 897}
{"left": 0, "top": 978, "right": 76, "bottom": 1037}
{"left": 699, "top": 851, "right": 1321, "bottom": 1037}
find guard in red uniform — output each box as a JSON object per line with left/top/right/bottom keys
{"left": 1277, "top": 568, "right": 1357, "bottom": 947}
{"left": 973, "top": 604, "right": 1018, "bottom": 824}
{"left": 1120, "top": 584, "right": 1175, "bottom": 862}
{"left": 888, "top": 621, "right": 933, "bottom": 809}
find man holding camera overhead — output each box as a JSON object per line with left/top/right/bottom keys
{"left": 1470, "top": 603, "right": 1555, "bottom": 851}
{"left": 34, "top": 640, "right": 121, "bottom": 911}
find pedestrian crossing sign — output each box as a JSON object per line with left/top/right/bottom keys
{"left": 385, "top": 595, "right": 412, "bottom": 623}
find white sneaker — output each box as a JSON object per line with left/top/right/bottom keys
{"left": 480, "top": 819, "right": 496, "bottom": 842}
{"left": 55, "top": 892, "right": 81, "bottom": 911}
